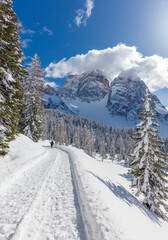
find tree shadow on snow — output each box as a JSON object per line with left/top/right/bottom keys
{"left": 119, "top": 173, "right": 132, "bottom": 181}
{"left": 88, "top": 171, "right": 161, "bottom": 225}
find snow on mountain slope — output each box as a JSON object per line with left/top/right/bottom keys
{"left": 63, "top": 96, "right": 135, "bottom": 128}
{"left": 154, "top": 88, "right": 168, "bottom": 109}
{"left": 60, "top": 146, "right": 168, "bottom": 240}
{"left": 56, "top": 71, "right": 168, "bottom": 136}
{"left": 43, "top": 84, "right": 75, "bottom": 114}
{"left": 56, "top": 70, "right": 168, "bottom": 123}
{"left": 107, "top": 75, "right": 168, "bottom": 122}
{"left": 62, "top": 96, "right": 168, "bottom": 136}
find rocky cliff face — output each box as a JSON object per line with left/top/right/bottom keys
{"left": 43, "top": 84, "right": 75, "bottom": 115}
{"left": 44, "top": 71, "right": 168, "bottom": 125}
{"left": 107, "top": 75, "right": 168, "bottom": 122}
{"left": 57, "top": 70, "right": 110, "bottom": 102}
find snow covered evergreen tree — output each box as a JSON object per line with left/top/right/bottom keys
{"left": 85, "top": 129, "right": 94, "bottom": 156}
{"left": 22, "top": 54, "right": 45, "bottom": 142}
{"left": 73, "top": 129, "right": 80, "bottom": 148}
{"left": 125, "top": 137, "right": 134, "bottom": 166}
{"left": 130, "top": 89, "right": 168, "bottom": 217}
{"left": 29, "top": 54, "right": 45, "bottom": 95}
{"left": 110, "top": 139, "right": 116, "bottom": 160}
{"left": 58, "top": 118, "right": 66, "bottom": 145}
{"left": 44, "top": 109, "right": 133, "bottom": 158}
{"left": 0, "top": 0, "right": 25, "bottom": 155}
{"left": 100, "top": 136, "right": 107, "bottom": 161}
{"left": 82, "top": 125, "right": 88, "bottom": 150}
{"left": 119, "top": 135, "right": 125, "bottom": 160}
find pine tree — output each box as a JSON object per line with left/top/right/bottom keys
{"left": 85, "top": 129, "right": 94, "bottom": 156}
{"left": 119, "top": 135, "right": 125, "bottom": 160}
{"left": 55, "top": 120, "right": 59, "bottom": 144}
{"left": 58, "top": 117, "right": 66, "bottom": 145}
{"left": 100, "top": 136, "right": 107, "bottom": 161}
{"left": 130, "top": 89, "right": 168, "bottom": 217}
{"left": 22, "top": 54, "right": 45, "bottom": 142}
{"left": 110, "top": 139, "right": 116, "bottom": 161}
{"left": 0, "top": 0, "right": 25, "bottom": 155}
{"left": 73, "top": 130, "right": 80, "bottom": 148}
{"left": 125, "top": 137, "right": 134, "bottom": 166}
{"left": 82, "top": 125, "right": 88, "bottom": 150}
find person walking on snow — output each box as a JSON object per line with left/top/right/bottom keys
{"left": 50, "top": 140, "right": 54, "bottom": 148}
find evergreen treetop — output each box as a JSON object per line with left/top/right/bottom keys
{"left": 130, "top": 89, "right": 168, "bottom": 218}
{"left": 22, "top": 54, "right": 45, "bottom": 142}
{"left": 0, "top": 0, "right": 25, "bottom": 155}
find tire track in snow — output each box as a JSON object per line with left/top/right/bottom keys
{"left": 56, "top": 147, "right": 87, "bottom": 240}
{"left": 0, "top": 150, "right": 56, "bottom": 240}
{"left": 56, "top": 147, "right": 117, "bottom": 240}
{"left": 9, "top": 148, "right": 86, "bottom": 240}
{"left": 0, "top": 150, "right": 49, "bottom": 196}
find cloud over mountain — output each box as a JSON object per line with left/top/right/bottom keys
{"left": 45, "top": 44, "right": 168, "bottom": 92}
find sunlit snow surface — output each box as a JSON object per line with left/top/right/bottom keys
{"left": 0, "top": 136, "right": 85, "bottom": 240}
{"left": 61, "top": 146, "right": 168, "bottom": 240}
{"left": 0, "top": 136, "right": 168, "bottom": 240}
{"left": 64, "top": 96, "right": 168, "bottom": 137}
{"left": 64, "top": 96, "right": 135, "bottom": 128}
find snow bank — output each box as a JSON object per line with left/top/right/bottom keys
{"left": 61, "top": 146, "right": 168, "bottom": 240}
{"left": 1, "top": 134, "right": 46, "bottom": 161}
{"left": 0, "top": 134, "right": 48, "bottom": 195}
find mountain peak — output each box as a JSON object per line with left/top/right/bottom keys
{"left": 107, "top": 75, "right": 168, "bottom": 121}
{"left": 43, "top": 71, "right": 168, "bottom": 134}
{"left": 58, "top": 70, "right": 110, "bottom": 102}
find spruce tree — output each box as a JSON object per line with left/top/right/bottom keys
{"left": 73, "top": 130, "right": 80, "bottom": 148}
{"left": 85, "top": 129, "right": 94, "bottom": 156}
{"left": 110, "top": 139, "right": 116, "bottom": 161}
{"left": 119, "top": 135, "right": 125, "bottom": 160}
{"left": 100, "top": 136, "right": 107, "bottom": 161}
{"left": 126, "top": 137, "right": 134, "bottom": 166}
{"left": 130, "top": 89, "right": 168, "bottom": 217}
{"left": 22, "top": 54, "right": 45, "bottom": 142}
{"left": 58, "top": 117, "right": 66, "bottom": 145}
{"left": 0, "top": 0, "right": 25, "bottom": 155}
{"left": 82, "top": 125, "right": 88, "bottom": 150}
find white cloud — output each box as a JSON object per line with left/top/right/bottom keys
{"left": 45, "top": 44, "right": 168, "bottom": 92}
{"left": 21, "top": 39, "right": 32, "bottom": 48}
{"left": 75, "top": 9, "right": 85, "bottom": 27}
{"left": 21, "top": 29, "right": 35, "bottom": 35}
{"left": 75, "top": 0, "right": 94, "bottom": 27}
{"left": 86, "top": 0, "right": 94, "bottom": 18}
{"left": 18, "top": 21, "right": 35, "bottom": 35}
{"left": 45, "top": 81, "right": 59, "bottom": 89}
{"left": 42, "top": 26, "right": 53, "bottom": 36}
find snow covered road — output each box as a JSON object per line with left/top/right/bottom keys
{"left": 1, "top": 135, "right": 168, "bottom": 240}
{"left": 0, "top": 144, "right": 86, "bottom": 240}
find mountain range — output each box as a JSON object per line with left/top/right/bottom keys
{"left": 44, "top": 70, "right": 168, "bottom": 136}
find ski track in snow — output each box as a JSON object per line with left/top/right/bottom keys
{"left": 0, "top": 148, "right": 86, "bottom": 240}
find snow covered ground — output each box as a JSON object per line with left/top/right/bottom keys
{"left": 58, "top": 146, "right": 168, "bottom": 240}
{"left": 63, "top": 97, "right": 168, "bottom": 137}
{"left": 0, "top": 135, "right": 85, "bottom": 240}
{"left": 63, "top": 96, "right": 135, "bottom": 128}
{"left": 1, "top": 135, "right": 168, "bottom": 240}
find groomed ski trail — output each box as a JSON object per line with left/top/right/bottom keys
{"left": 0, "top": 148, "right": 86, "bottom": 240}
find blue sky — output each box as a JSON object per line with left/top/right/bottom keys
{"left": 13, "top": 0, "right": 168, "bottom": 91}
